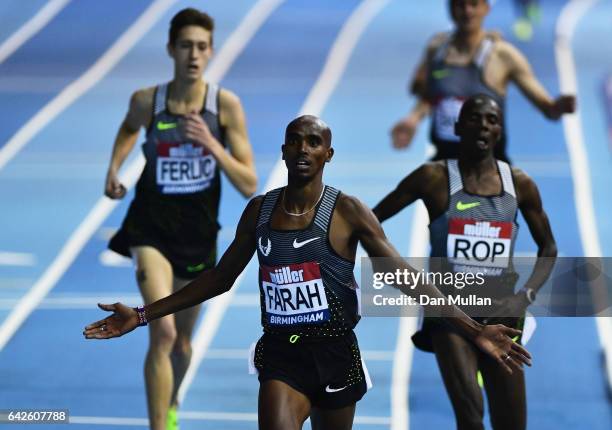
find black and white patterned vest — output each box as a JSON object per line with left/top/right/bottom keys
{"left": 255, "top": 186, "right": 359, "bottom": 338}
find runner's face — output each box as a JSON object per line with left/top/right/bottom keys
{"left": 450, "top": 0, "right": 489, "bottom": 33}
{"left": 457, "top": 100, "right": 501, "bottom": 158}
{"left": 282, "top": 120, "right": 333, "bottom": 180}
{"left": 168, "top": 26, "right": 212, "bottom": 81}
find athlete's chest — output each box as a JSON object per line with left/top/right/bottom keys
{"left": 441, "top": 48, "right": 509, "bottom": 95}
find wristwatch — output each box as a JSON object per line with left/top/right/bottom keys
{"left": 520, "top": 287, "right": 536, "bottom": 304}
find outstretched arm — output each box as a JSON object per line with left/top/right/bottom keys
{"left": 83, "top": 197, "right": 262, "bottom": 339}
{"left": 341, "top": 195, "right": 531, "bottom": 373}
{"left": 504, "top": 42, "right": 576, "bottom": 119}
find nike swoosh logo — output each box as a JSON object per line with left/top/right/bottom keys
{"left": 292, "top": 237, "right": 320, "bottom": 248}
{"left": 325, "top": 384, "right": 347, "bottom": 393}
{"left": 456, "top": 201, "right": 481, "bottom": 211}
{"left": 157, "top": 121, "right": 177, "bottom": 131}
{"left": 186, "top": 263, "right": 205, "bottom": 273}
{"left": 432, "top": 69, "right": 451, "bottom": 79}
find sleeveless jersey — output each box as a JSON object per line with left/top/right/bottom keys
{"left": 108, "top": 82, "right": 226, "bottom": 275}
{"left": 135, "top": 82, "right": 225, "bottom": 236}
{"left": 426, "top": 35, "right": 508, "bottom": 160}
{"left": 140, "top": 82, "right": 224, "bottom": 194}
{"left": 255, "top": 186, "right": 360, "bottom": 338}
{"left": 429, "top": 160, "right": 518, "bottom": 279}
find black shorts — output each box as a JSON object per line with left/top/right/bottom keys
{"left": 252, "top": 332, "right": 370, "bottom": 409}
{"left": 109, "top": 195, "right": 218, "bottom": 280}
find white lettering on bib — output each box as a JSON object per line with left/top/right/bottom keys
{"left": 260, "top": 262, "right": 330, "bottom": 326}
{"left": 447, "top": 219, "right": 512, "bottom": 273}
{"left": 156, "top": 142, "right": 216, "bottom": 194}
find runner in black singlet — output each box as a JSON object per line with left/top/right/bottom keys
{"left": 375, "top": 95, "right": 557, "bottom": 430}
{"left": 102, "top": 9, "right": 257, "bottom": 430}
{"left": 86, "top": 115, "right": 531, "bottom": 430}
{"left": 391, "top": 0, "right": 575, "bottom": 163}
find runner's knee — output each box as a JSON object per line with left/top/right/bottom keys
{"left": 148, "top": 318, "right": 177, "bottom": 351}
{"left": 172, "top": 335, "right": 192, "bottom": 357}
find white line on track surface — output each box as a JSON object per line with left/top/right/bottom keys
{"left": 0, "top": 0, "right": 178, "bottom": 171}
{"left": 0, "top": 0, "right": 179, "bottom": 351}
{"left": 0, "top": 0, "right": 71, "bottom": 65}
{"left": 555, "top": 0, "right": 612, "bottom": 393}
{"left": 0, "top": 251, "right": 36, "bottom": 266}
{"left": 178, "top": 0, "right": 392, "bottom": 404}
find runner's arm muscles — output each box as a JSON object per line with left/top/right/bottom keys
{"left": 514, "top": 168, "right": 557, "bottom": 293}
{"left": 143, "top": 196, "right": 261, "bottom": 321}
{"left": 342, "top": 195, "right": 485, "bottom": 340}
{"left": 372, "top": 164, "right": 428, "bottom": 223}
{"left": 213, "top": 89, "right": 257, "bottom": 197}
{"left": 107, "top": 89, "right": 152, "bottom": 174}
{"left": 410, "top": 32, "right": 446, "bottom": 97}
{"left": 504, "top": 43, "right": 567, "bottom": 120}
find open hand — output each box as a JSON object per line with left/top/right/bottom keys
{"left": 83, "top": 303, "right": 139, "bottom": 339}
{"left": 473, "top": 324, "right": 532, "bottom": 374}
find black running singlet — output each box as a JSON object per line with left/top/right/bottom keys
{"left": 255, "top": 186, "right": 360, "bottom": 339}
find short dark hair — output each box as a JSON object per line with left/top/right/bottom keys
{"left": 169, "top": 8, "right": 214, "bottom": 46}
{"left": 458, "top": 94, "right": 501, "bottom": 123}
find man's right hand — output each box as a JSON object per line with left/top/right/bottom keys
{"left": 105, "top": 170, "right": 127, "bottom": 199}
{"left": 83, "top": 303, "right": 139, "bottom": 339}
{"left": 391, "top": 116, "right": 418, "bottom": 149}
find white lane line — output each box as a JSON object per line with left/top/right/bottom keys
{"left": 391, "top": 202, "right": 428, "bottom": 430}
{"left": 0, "top": 0, "right": 264, "bottom": 352}
{"left": 173, "top": 0, "right": 287, "bottom": 405}
{"left": 0, "top": 0, "right": 179, "bottom": 171}
{"left": 0, "top": 251, "right": 36, "bottom": 266}
{"left": 0, "top": 0, "right": 71, "bottom": 65}
{"left": 0, "top": 162, "right": 143, "bottom": 351}
{"left": 205, "top": 0, "right": 285, "bottom": 81}
{"left": 69, "top": 412, "right": 390, "bottom": 426}
{"left": 177, "top": 0, "right": 391, "bottom": 405}
{"left": 555, "top": 0, "right": 612, "bottom": 392}
{"left": 99, "top": 249, "right": 132, "bottom": 267}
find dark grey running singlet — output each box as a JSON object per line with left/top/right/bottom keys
{"left": 255, "top": 186, "right": 360, "bottom": 339}
{"left": 426, "top": 35, "right": 508, "bottom": 161}
{"left": 429, "top": 159, "right": 519, "bottom": 278}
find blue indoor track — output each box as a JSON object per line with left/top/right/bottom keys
{"left": 0, "top": 1, "right": 610, "bottom": 429}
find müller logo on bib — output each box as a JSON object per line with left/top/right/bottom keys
{"left": 447, "top": 218, "right": 512, "bottom": 269}
{"left": 260, "top": 262, "right": 330, "bottom": 326}
{"left": 156, "top": 141, "right": 216, "bottom": 194}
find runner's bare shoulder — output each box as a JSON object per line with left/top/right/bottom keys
{"left": 424, "top": 32, "right": 450, "bottom": 59}
{"left": 126, "top": 86, "right": 156, "bottom": 130}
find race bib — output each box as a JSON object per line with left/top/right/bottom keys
{"left": 260, "top": 262, "right": 330, "bottom": 326}
{"left": 434, "top": 97, "right": 465, "bottom": 142}
{"left": 156, "top": 142, "right": 216, "bottom": 194}
{"left": 447, "top": 218, "right": 512, "bottom": 274}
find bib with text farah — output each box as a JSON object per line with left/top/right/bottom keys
{"left": 260, "top": 262, "right": 330, "bottom": 326}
